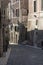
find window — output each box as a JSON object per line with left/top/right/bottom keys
{"left": 34, "top": 1, "right": 36, "bottom": 12}
{"left": 27, "top": 9, "right": 29, "bottom": 15}
{"left": 16, "top": 35, "right": 17, "bottom": 43}
{"left": 16, "top": 9, "right": 19, "bottom": 17}
{"left": 13, "top": 9, "right": 15, "bottom": 17}
{"left": 4, "top": 10, "right": 5, "bottom": 15}
{"left": 15, "top": 26, "right": 19, "bottom": 32}
{"left": 11, "top": 25, "right": 13, "bottom": 31}
{"left": 11, "top": 32, "right": 13, "bottom": 42}
{"left": 36, "top": 20, "right": 38, "bottom": 25}
{"left": 4, "top": 10, "right": 5, "bottom": 18}
{"left": 41, "top": 0, "right": 43, "bottom": 10}
{"left": 16, "top": 0, "right": 18, "bottom": 1}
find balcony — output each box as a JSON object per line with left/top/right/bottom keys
{"left": 11, "top": 0, "right": 19, "bottom": 5}
{"left": 10, "top": 1, "right": 19, "bottom": 9}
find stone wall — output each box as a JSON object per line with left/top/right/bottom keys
{"left": 0, "top": 8, "right": 3, "bottom": 57}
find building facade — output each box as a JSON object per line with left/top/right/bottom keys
{"left": 0, "top": 0, "right": 10, "bottom": 57}
{"left": 0, "top": 0, "right": 3, "bottom": 56}
{"left": 1, "top": 0, "right": 43, "bottom": 53}
{"left": 8, "top": 0, "right": 43, "bottom": 47}
{"left": 27, "top": 0, "right": 43, "bottom": 47}
{"left": 9, "top": 0, "right": 28, "bottom": 44}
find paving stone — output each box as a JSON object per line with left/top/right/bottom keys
{"left": 7, "top": 45, "right": 43, "bottom": 65}
{"left": 0, "top": 48, "right": 11, "bottom": 65}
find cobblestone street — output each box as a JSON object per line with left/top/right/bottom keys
{"left": 6, "top": 45, "right": 43, "bottom": 65}
{"left": 0, "top": 47, "right": 11, "bottom": 65}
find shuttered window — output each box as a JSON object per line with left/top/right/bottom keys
{"left": 16, "top": 9, "right": 19, "bottom": 17}
{"left": 34, "top": 1, "right": 36, "bottom": 12}
{"left": 41, "top": 0, "right": 43, "bottom": 10}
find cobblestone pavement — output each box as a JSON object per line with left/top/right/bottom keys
{"left": 0, "top": 47, "right": 11, "bottom": 65}
{"left": 7, "top": 45, "right": 43, "bottom": 65}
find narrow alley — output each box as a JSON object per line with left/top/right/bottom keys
{"left": 0, "top": 0, "right": 43, "bottom": 65}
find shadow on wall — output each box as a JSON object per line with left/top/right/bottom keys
{"left": 18, "top": 22, "right": 43, "bottom": 48}
{"left": 27, "top": 30, "right": 43, "bottom": 48}
{"left": 18, "top": 22, "right": 27, "bottom": 44}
